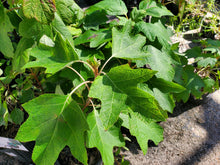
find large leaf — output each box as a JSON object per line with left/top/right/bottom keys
{"left": 89, "top": 0, "right": 127, "bottom": 16}
{"left": 16, "top": 94, "right": 89, "bottom": 165}
{"left": 139, "top": 0, "right": 173, "bottom": 17}
{"left": 112, "top": 20, "right": 147, "bottom": 59}
{"left": 22, "top": 0, "right": 56, "bottom": 24}
{"left": 136, "top": 46, "right": 175, "bottom": 81}
{"left": 86, "top": 109, "right": 125, "bottom": 165}
{"left": 120, "top": 111, "right": 163, "bottom": 155}
{"left": 89, "top": 64, "right": 167, "bottom": 129}
{"left": 135, "top": 21, "right": 171, "bottom": 49}
{"left": 24, "top": 33, "right": 78, "bottom": 74}
{"left": 0, "top": 4, "right": 14, "bottom": 58}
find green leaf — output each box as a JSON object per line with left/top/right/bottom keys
{"left": 76, "top": 46, "right": 105, "bottom": 61}
{"left": 203, "top": 77, "right": 216, "bottom": 93}
{"left": 0, "top": 101, "right": 9, "bottom": 127}
{"left": 86, "top": 109, "right": 125, "bottom": 165}
{"left": 11, "top": 108, "right": 24, "bottom": 125}
{"left": 135, "top": 21, "right": 171, "bottom": 49}
{"left": 12, "top": 38, "right": 34, "bottom": 73}
{"left": 185, "top": 46, "right": 202, "bottom": 58}
{"left": 16, "top": 94, "right": 89, "bottom": 165}
{"left": 52, "top": 13, "right": 75, "bottom": 49}
{"left": 19, "top": 18, "right": 52, "bottom": 39}
{"left": 74, "top": 29, "right": 111, "bottom": 48}
{"left": 139, "top": 0, "right": 173, "bottom": 17}
{"left": 120, "top": 111, "right": 163, "bottom": 155}
{"left": 0, "top": 4, "right": 14, "bottom": 58}
{"left": 153, "top": 88, "right": 175, "bottom": 113}
{"left": 130, "top": 7, "right": 146, "bottom": 22}
{"left": 89, "top": 0, "right": 127, "bottom": 16}
{"left": 112, "top": 20, "right": 147, "bottom": 59}
{"left": 55, "top": 0, "right": 84, "bottom": 25}
{"left": 148, "top": 77, "right": 186, "bottom": 93}
{"left": 24, "top": 33, "right": 78, "bottom": 74}
{"left": 136, "top": 46, "right": 175, "bottom": 81}
{"left": 84, "top": 9, "right": 108, "bottom": 30}
{"left": 22, "top": 0, "right": 56, "bottom": 24}
{"left": 197, "top": 57, "right": 217, "bottom": 68}
{"left": 89, "top": 64, "right": 166, "bottom": 129}
{"left": 174, "top": 65, "right": 205, "bottom": 102}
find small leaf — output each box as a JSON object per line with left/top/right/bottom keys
{"left": 11, "top": 108, "right": 24, "bottom": 125}
{"left": 139, "top": 0, "right": 173, "bottom": 17}
{"left": 16, "top": 94, "right": 89, "bottom": 165}
{"left": 0, "top": 4, "right": 14, "bottom": 58}
{"left": 197, "top": 57, "right": 217, "bottom": 68}
{"left": 23, "top": 0, "right": 56, "bottom": 24}
{"left": 135, "top": 21, "right": 171, "bottom": 49}
{"left": 86, "top": 109, "right": 125, "bottom": 165}
{"left": 89, "top": 0, "right": 127, "bottom": 16}
{"left": 121, "top": 111, "right": 163, "bottom": 155}
{"left": 130, "top": 7, "right": 146, "bottom": 22}
{"left": 174, "top": 65, "right": 205, "bottom": 102}
{"left": 203, "top": 77, "right": 216, "bottom": 93}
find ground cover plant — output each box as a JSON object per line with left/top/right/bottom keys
{"left": 0, "top": 0, "right": 219, "bottom": 164}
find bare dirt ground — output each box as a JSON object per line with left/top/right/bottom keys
{"left": 121, "top": 90, "right": 220, "bottom": 165}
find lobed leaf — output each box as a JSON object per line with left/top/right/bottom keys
{"left": 16, "top": 94, "right": 89, "bottom": 165}
{"left": 112, "top": 20, "right": 147, "bottom": 59}
{"left": 86, "top": 109, "right": 125, "bottom": 165}
{"left": 89, "top": 65, "right": 166, "bottom": 129}
{"left": 120, "top": 111, "right": 164, "bottom": 155}
{"left": 135, "top": 21, "right": 171, "bottom": 49}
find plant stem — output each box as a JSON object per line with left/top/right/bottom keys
{"left": 30, "top": 69, "right": 44, "bottom": 93}
{"left": 73, "top": 60, "right": 95, "bottom": 74}
{"left": 99, "top": 56, "right": 113, "bottom": 75}
{"left": 66, "top": 66, "right": 90, "bottom": 91}
{"left": 7, "top": 7, "right": 21, "bottom": 13}
{"left": 67, "top": 81, "right": 92, "bottom": 101}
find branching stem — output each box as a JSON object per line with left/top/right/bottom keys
{"left": 66, "top": 66, "right": 90, "bottom": 91}
{"left": 73, "top": 60, "right": 95, "bottom": 74}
